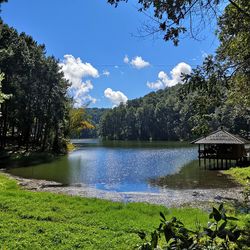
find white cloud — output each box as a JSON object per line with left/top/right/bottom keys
{"left": 130, "top": 56, "right": 150, "bottom": 69}
{"left": 103, "top": 70, "right": 110, "bottom": 77}
{"left": 69, "top": 80, "right": 97, "bottom": 108}
{"left": 123, "top": 55, "right": 129, "bottom": 64}
{"left": 104, "top": 88, "right": 128, "bottom": 106}
{"left": 147, "top": 79, "right": 164, "bottom": 90}
{"left": 59, "top": 54, "right": 99, "bottom": 107}
{"left": 59, "top": 54, "right": 99, "bottom": 80}
{"left": 124, "top": 55, "right": 150, "bottom": 69}
{"left": 147, "top": 62, "right": 192, "bottom": 90}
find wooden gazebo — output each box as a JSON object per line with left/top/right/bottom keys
{"left": 192, "top": 128, "right": 250, "bottom": 169}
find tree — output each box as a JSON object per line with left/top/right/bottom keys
{"left": 216, "top": 0, "right": 250, "bottom": 112}
{"left": 108, "top": 0, "right": 250, "bottom": 45}
{"left": 0, "top": 23, "right": 70, "bottom": 152}
{"left": 69, "top": 108, "right": 95, "bottom": 138}
{"left": 98, "top": 59, "right": 248, "bottom": 141}
{"left": 0, "top": 73, "right": 10, "bottom": 104}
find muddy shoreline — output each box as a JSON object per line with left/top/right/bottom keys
{"left": 2, "top": 171, "right": 244, "bottom": 208}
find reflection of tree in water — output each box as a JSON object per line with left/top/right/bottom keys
{"left": 149, "top": 160, "right": 239, "bottom": 189}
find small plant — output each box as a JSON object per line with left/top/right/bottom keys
{"left": 137, "top": 204, "right": 242, "bottom": 250}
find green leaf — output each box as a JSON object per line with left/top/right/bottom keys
{"left": 204, "top": 228, "right": 215, "bottom": 238}
{"left": 163, "top": 225, "right": 173, "bottom": 242}
{"left": 150, "top": 230, "right": 158, "bottom": 248}
{"left": 218, "top": 203, "right": 224, "bottom": 211}
{"left": 217, "top": 229, "right": 227, "bottom": 239}
{"left": 219, "top": 221, "right": 227, "bottom": 231}
{"left": 209, "top": 212, "right": 214, "bottom": 219}
{"left": 213, "top": 207, "right": 221, "bottom": 222}
{"left": 138, "top": 231, "right": 147, "bottom": 240}
{"left": 231, "top": 230, "right": 241, "bottom": 242}
{"left": 158, "top": 223, "right": 163, "bottom": 231}
{"left": 226, "top": 216, "right": 238, "bottom": 221}
{"left": 160, "top": 212, "right": 166, "bottom": 221}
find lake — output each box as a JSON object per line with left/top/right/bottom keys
{"left": 6, "top": 139, "right": 237, "bottom": 193}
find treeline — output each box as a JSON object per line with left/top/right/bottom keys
{"left": 99, "top": 0, "right": 250, "bottom": 141}
{"left": 82, "top": 108, "right": 108, "bottom": 138}
{"left": 0, "top": 23, "right": 70, "bottom": 153}
{"left": 99, "top": 63, "right": 248, "bottom": 141}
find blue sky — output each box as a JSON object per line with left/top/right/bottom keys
{"left": 1, "top": 0, "right": 219, "bottom": 108}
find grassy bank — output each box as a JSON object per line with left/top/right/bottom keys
{"left": 223, "top": 166, "right": 250, "bottom": 186}
{"left": 0, "top": 174, "right": 208, "bottom": 250}
{"left": 223, "top": 166, "right": 250, "bottom": 215}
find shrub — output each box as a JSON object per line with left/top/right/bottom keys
{"left": 137, "top": 204, "right": 244, "bottom": 250}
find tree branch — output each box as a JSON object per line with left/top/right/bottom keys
{"left": 228, "top": 0, "right": 250, "bottom": 18}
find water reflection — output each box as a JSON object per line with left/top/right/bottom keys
{"left": 7, "top": 140, "right": 237, "bottom": 192}
{"left": 150, "top": 160, "right": 238, "bottom": 189}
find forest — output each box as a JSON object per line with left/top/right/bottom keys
{"left": 99, "top": 57, "right": 249, "bottom": 141}
{"left": 0, "top": 23, "right": 70, "bottom": 153}
{"left": 100, "top": 0, "right": 250, "bottom": 141}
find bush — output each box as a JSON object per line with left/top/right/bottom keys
{"left": 137, "top": 204, "right": 246, "bottom": 250}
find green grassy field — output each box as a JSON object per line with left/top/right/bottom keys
{"left": 0, "top": 174, "right": 208, "bottom": 250}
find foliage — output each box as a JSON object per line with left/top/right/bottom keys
{"left": 108, "top": 0, "right": 250, "bottom": 45}
{"left": 99, "top": 57, "right": 248, "bottom": 141}
{"left": 66, "top": 142, "right": 76, "bottom": 152}
{"left": 0, "top": 23, "right": 70, "bottom": 153}
{"left": 82, "top": 108, "right": 109, "bottom": 138}
{"left": 100, "top": 2, "right": 250, "bottom": 141}
{"left": 137, "top": 204, "right": 248, "bottom": 250}
{"left": 0, "top": 73, "right": 10, "bottom": 104}
{"left": 0, "top": 173, "right": 208, "bottom": 249}
{"left": 106, "top": 0, "right": 250, "bottom": 141}
{"left": 217, "top": 0, "right": 250, "bottom": 111}
{"left": 68, "top": 108, "right": 109, "bottom": 139}
{"left": 68, "top": 108, "right": 95, "bottom": 138}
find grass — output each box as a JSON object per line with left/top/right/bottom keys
{"left": 223, "top": 166, "right": 250, "bottom": 230}
{"left": 0, "top": 174, "right": 209, "bottom": 250}
{"left": 223, "top": 166, "right": 250, "bottom": 186}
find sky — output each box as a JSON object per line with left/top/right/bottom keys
{"left": 1, "top": 0, "right": 219, "bottom": 108}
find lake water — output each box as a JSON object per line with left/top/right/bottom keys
{"left": 6, "top": 139, "right": 237, "bottom": 192}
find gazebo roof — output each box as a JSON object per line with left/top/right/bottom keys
{"left": 192, "top": 128, "right": 250, "bottom": 145}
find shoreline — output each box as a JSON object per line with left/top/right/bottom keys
{"left": 2, "top": 171, "right": 244, "bottom": 208}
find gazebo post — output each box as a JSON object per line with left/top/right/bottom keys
{"left": 198, "top": 144, "right": 201, "bottom": 166}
